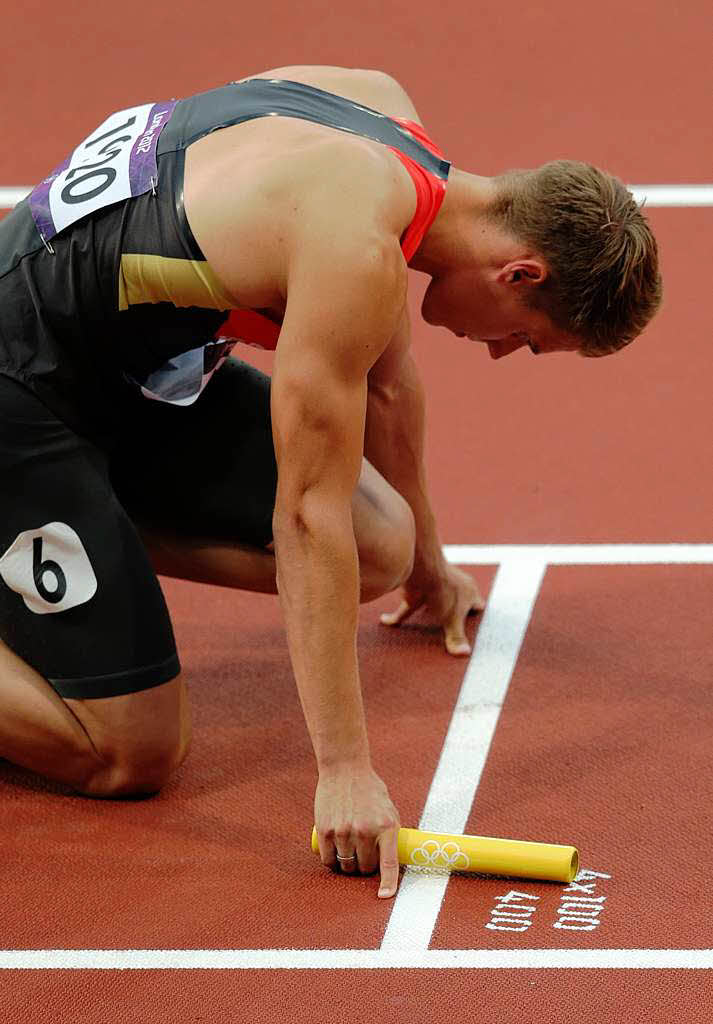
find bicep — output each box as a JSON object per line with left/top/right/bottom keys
{"left": 272, "top": 244, "right": 406, "bottom": 505}
{"left": 271, "top": 345, "right": 368, "bottom": 507}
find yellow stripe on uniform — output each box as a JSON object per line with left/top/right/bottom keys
{"left": 118, "top": 253, "right": 235, "bottom": 311}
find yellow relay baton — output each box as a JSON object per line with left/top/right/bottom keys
{"left": 311, "top": 826, "right": 579, "bottom": 884}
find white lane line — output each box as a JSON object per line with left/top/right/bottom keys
{"left": 0, "top": 187, "right": 30, "bottom": 207}
{"left": 1, "top": 948, "right": 711, "bottom": 970}
{"left": 380, "top": 556, "right": 546, "bottom": 952}
{"left": 2, "top": 185, "right": 713, "bottom": 210}
{"left": 629, "top": 185, "right": 713, "bottom": 207}
{"left": 444, "top": 544, "right": 713, "bottom": 566}
{"left": 2, "top": 544, "right": 708, "bottom": 973}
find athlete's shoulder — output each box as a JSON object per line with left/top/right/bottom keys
{"left": 358, "top": 69, "right": 424, "bottom": 126}
{"left": 237, "top": 65, "right": 423, "bottom": 124}
{"left": 289, "top": 132, "right": 416, "bottom": 244}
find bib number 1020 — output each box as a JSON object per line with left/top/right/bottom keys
{"left": 29, "top": 100, "right": 176, "bottom": 241}
{"left": 60, "top": 114, "right": 139, "bottom": 205}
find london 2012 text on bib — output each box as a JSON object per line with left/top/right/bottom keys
{"left": 29, "top": 100, "right": 177, "bottom": 243}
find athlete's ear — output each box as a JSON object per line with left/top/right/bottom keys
{"left": 498, "top": 259, "right": 548, "bottom": 286}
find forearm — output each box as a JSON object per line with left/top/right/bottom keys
{"left": 364, "top": 359, "right": 445, "bottom": 579}
{"left": 273, "top": 496, "right": 370, "bottom": 770}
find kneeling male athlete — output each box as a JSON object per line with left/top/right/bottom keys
{"left": 0, "top": 65, "right": 661, "bottom": 898}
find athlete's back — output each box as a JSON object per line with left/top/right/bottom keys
{"left": 182, "top": 67, "right": 428, "bottom": 315}
{"left": 0, "top": 68, "right": 446, "bottom": 422}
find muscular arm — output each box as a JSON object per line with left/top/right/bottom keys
{"left": 272, "top": 265, "right": 394, "bottom": 769}
{"left": 271, "top": 156, "right": 407, "bottom": 891}
{"left": 365, "top": 310, "right": 485, "bottom": 653}
{"left": 364, "top": 309, "right": 442, "bottom": 583}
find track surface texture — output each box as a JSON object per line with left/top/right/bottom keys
{"left": 1, "top": 0, "right": 711, "bottom": 1020}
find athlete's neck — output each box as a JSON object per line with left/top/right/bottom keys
{"left": 409, "top": 168, "right": 497, "bottom": 275}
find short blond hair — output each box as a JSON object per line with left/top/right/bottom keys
{"left": 490, "top": 161, "right": 662, "bottom": 356}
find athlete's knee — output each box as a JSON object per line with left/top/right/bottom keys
{"left": 383, "top": 491, "right": 415, "bottom": 588}
{"left": 80, "top": 731, "right": 190, "bottom": 798}
{"left": 73, "top": 677, "right": 192, "bottom": 799}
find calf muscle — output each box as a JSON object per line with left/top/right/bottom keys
{"left": 0, "top": 638, "right": 189, "bottom": 797}
{"left": 0, "top": 638, "right": 102, "bottom": 791}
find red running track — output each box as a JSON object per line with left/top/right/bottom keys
{"left": 2, "top": 0, "right": 712, "bottom": 1018}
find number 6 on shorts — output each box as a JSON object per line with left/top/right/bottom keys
{"left": 0, "top": 522, "right": 97, "bottom": 614}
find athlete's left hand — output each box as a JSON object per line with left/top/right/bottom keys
{"left": 380, "top": 562, "right": 485, "bottom": 655}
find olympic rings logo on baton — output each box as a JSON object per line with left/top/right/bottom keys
{"left": 409, "top": 839, "right": 471, "bottom": 869}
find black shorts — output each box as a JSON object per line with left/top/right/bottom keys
{"left": 0, "top": 358, "right": 277, "bottom": 700}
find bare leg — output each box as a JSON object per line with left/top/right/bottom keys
{"left": 140, "top": 457, "right": 414, "bottom": 601}
{"left": 0, "top": 637, "right": 190, "bottom": 797}
{"left": 0, "top": 461, "right": 407, "bottom": 795}
{"left": 350, "top": 458, "right": 415, "bottom": 600}
{"left": 140, "top": 530, "right": 279, "bottom": 593}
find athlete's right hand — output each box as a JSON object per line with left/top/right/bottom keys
{"left": 314, "top": 764, "right": 401, "bottom": 898}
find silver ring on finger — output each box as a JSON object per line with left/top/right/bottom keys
{"left": 336, "top": 852, "right": 357, "bottom": 862}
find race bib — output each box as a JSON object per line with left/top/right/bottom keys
{"left": 0, "top": 522, "right": 97, "bottom": 615}
{"left": 29, "top": 99, "right": 177, "bottom": 243}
